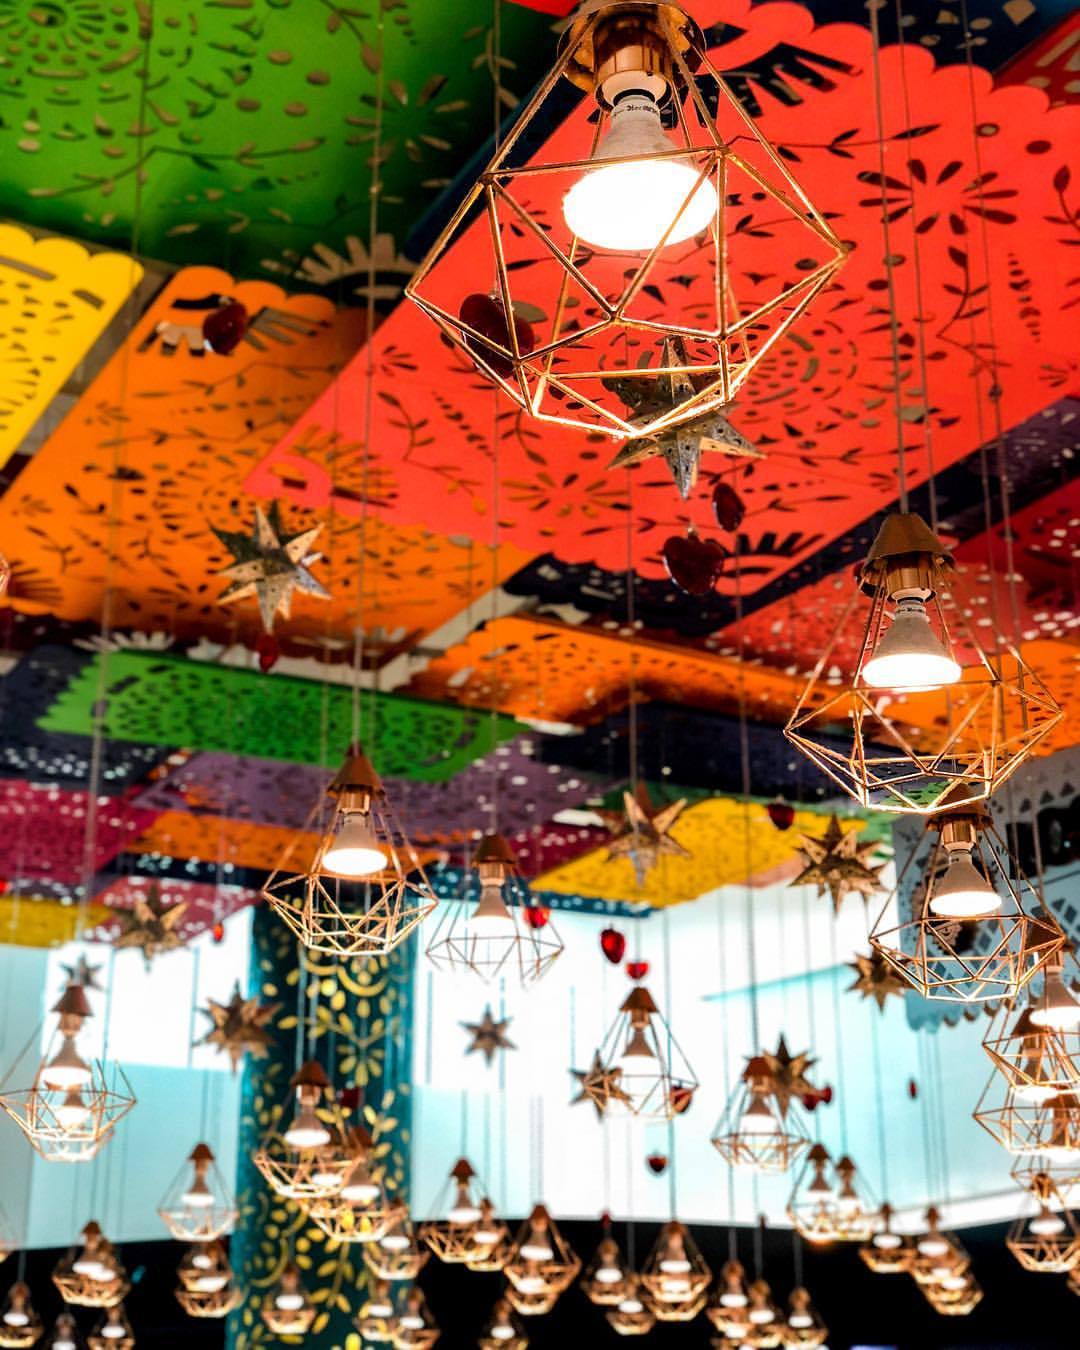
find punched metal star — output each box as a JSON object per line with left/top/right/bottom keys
{"left": 790, "top": 814, "right": 883, "bottom": 914}
{"left": 761, "top": 1036, "right": 818, "bottom": 1117}
{"left": 604, "top": 337, "right": 761, "bottom": 498}
{"left": 213, "top": 501, "right": 330, "bottom": 634}
{"left": 847, "top": 950, "right": 907, "bottom": 1013}
{"left": 603, "top": 785, "right": 690, "bottom": 887}
{"left": 197, "top": 981, "right": 280, "bottom": 1073}
{"left": 61, "top": 955, "right": 104, "bottom": 992}
{"left": 462, "top": 1007, "right": 516, "bottom": 1066}
{"left": 571, "top": 1052, "right": 632, "bottom": 1120}
{"left": 112, "top": 885, "right": 188, "bottom": 965}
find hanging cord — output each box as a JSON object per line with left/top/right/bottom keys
{"left": 488, "top": 392, "right": 502, "bottom": 836}
{"left": 733, "top": 537, "right": 759, "bottom": 1050}
{"left": 869, "top": 1001, "right": 890, "bottom": 1202}
{"left": 929, "top": 1032, "right": 952, "bottom": 1209}
{"left": 752, "top": 1201, "right": 764, "bottom": 1279}
{"left": 792, "top": 1228, "right": 803, "bottom": 1290}
{"left": 916, "top": 1032, "right": 939, "bottom": 1205}
{"left": 662, "top": 907, "right": 677, "bottom": 1219}
{"left": 828, "top": 924, "right": 849, "bottom": 1154}
{"left": 714, "top": 803, "right": 737, "bottom": 1260}
{"left": 624, "top": 1114, "right": 636, "bottom": 1271}
{"left": 867, "top": 0, "right": 910, "bottom": 512}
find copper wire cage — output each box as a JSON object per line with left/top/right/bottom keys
{"left": 975, "top": 1080, "right": 1080, "bottom": 1157}
{"left": 0, "top": 1285, "right": 41, "bottom": 1349}
{"left": 504, "top": 1205, "right": 581, "bottom": 1301}
{"left": 710, "top": 1055, "right": 811, "bottom": 1173}
{"left": 785, "top": 513, "right": 1062, "bottom": 815}
{"left": 362, "top": 1203, "right": 430, "bottom": 1282}
{"left": 605, "top": 1274, "right": 656, "bottom": 1336}
{"left": 175, "top": 1282, "right": 243, "bottom": 1319}
{"left": 87, "top": 1305, "right": 135, "bottom": 1350}
{"left": 157, "top": 1142, "right": 237, "bottom": 1242}
{"left": 392, "top": 1284, "right": 440, "bottom": 1349}
{"left": 417, "top": 1157, "right": 490, "bottom": 1263}
{"left": 587, "top": 984, "right": 698, "bottom": 1120}
{"left": 355, "top": 1278, "right": 396, "bottom": 1342}
{"left": 787, "top": 1145, "right": 876, "bottom": 1245}
{"left": 869, "top": 803, "right": 1063, "bottom": 1005}
{"left": 923, "top": 1274, "right": 983, "bottom": 1317}
{"left": 983, "top": 1003, "right": 1080, "bottom": 1103}
{"left": 581, "top": 1232, "right": 632, "bottom": 1306}
{"left": 638, "top": 1220, "right": 711, "bottom": 1321}
{"left": 260, "top": 1262, "right": 316, "bottom": 1336}
{"left": 425, "top": 833, "right": 563, "bottom": 985}
{"left": 307, "top": 1124, "right": 393, "bottom": 1244}
{"left": 405, "top": 0, "right": 846, "bottom": 443}
{"left": 780, "top": 1286, "right": 828, "bottom": 1347}
{"left": 908, "top": 1208, "right": 971, "bottom": 1288}
{"left": 504, "top": 1284, "right": 559, "bottom": 1318}
{"left": 261, "top": 745, "right": 437, "bottom": 959}
{"left": 859, "top": 1204, "right": 911, "bottom": 1274}
{"left": 465, "top": 1198, "right": 512, "bottom": 1272}
{"left": 251, "top": 1060, "right": 353, "bottom": 1203}
{"left": 706, "top": 1258, "right": 750, "bottom": 1336}
{"left": 175, "top": 1242, "right": 243, "bottom": 1320}
{"left": 1005, "top": 1171, "right": 1080, "bottom": 1273}
{"left": 52, "top": 1223, "right": 129, "bottom": 1308}
{"left": 478, "top": 1297, "right": 528, "bottom": 1350}
{"left": 743, "top": 1278, "right": 783, "bottom": 1347}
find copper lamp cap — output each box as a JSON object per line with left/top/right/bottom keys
{"left": 328, "top": 744, "right": 383, "bottom": 798}
{"left": 474, "top": 833, "right": 519, "bottom": 868}
{"left": 52, "top": 984, "right": 93, "bottom": 1020}
{"left": 561, "top": 0, "right": 705, "bottom": 92}
{"left": 619, "top": 985, "right": 659, "bottom": 1016}
{"left": 289, "top": 1059, "right": 331, "bottom": 1091}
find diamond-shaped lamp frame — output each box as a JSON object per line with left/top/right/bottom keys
{"left": 590, "top": 984, "right": 698, "bottom": 1120}
{"left": 870, "top": 802, "right": 1064, "bottom": 1005}
{"left": 262, "top": 744, "right": 437, "bottom": 959}
{"left": 785, "top": 513, "right": 1062, "bottom": 815}
{"left": 406, "top": 0, "right": 846, "bottom": 441}
{"left": 1006, "top": 1171, "right": 1080, "bottom": 1273}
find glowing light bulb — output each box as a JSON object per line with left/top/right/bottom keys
{"left": 721, "top": 1293, "right": 748, "bottom": 1308}
{"left": 341, "top": 1175, "right": 380, "bottom": 1206}
{"left": 468, "top": 877, "right": 515, "bottom": 939}
{"left": 739, "top": 1095, "right": 779, "bottom": 1135}
{"left": 1013, "top": 1081, "right": 1059, "bottom": 1106}
{"left": 275, "top": 1293, "right": 304, "bottom": 1312}
{"left": 520, "top": 1237, "right": 554, "bottom": 1262}
{"left": 618, "top": 1296, "right": 644, "bottom": 1315}
{"left": 1029, "top": 1209, "right": 1066, "bottom": 1237}
{"left": 917, "top": 1235, "right": 949, "bottom": 1259}
{"left": 399, "top": 1314, "right": 424, "bottom": 1331}
{"left": 789, "top": 1313, "right": 814, "bottom": 1329}
{"left": 42, "top": 1035, "right": 92, "bottom": 1091}
{"left": 749, "top": 1308, "right": 775, "bottom": 1325}
{"left": 491, "top": 1327, "right": 515, "bottom": 1342}
{"left": 861, "top": 595, "right": 960, "bottom": 690}
{"left": 322, "top": 809, "right": 387, "bottom": 879}
{"left": 55, "top": 1088, "right": 91, "bottom": 1131}
{"left": 1030, "top": 966, "right": 1080, "bottom": 1032}
{"left": 192, "top": 1273, "right": 229, "bottom": 1294}
{"left": 563, "top": 92, "right": 716, "bottom": 251}
{"left": 191, "top": 1251, "right": 213, "bottom": 1271}
{"left": 616, "top": 1024, "right": 655, "bottom": 1075}
{"left": 873, "top": 1232, "right": 902, "bottom": 1251}
{"left": 517, "top": 1275, "right": 546, "bottom": 1295}
{"left": 182, "top": 1176, "right": 215, "bottom": 1209}
{"left": 3, "top": 1311, "right": 28, "bottom": 1328}
{"left": 595, "top": 1265, "right": 624, "bottom": 1285}
{"left": 100, "top": 1322, "right": 126, "bottom": 1341}
{"left": 659, "top": 1258, "right": 690, "bottom": 1275}
{"left": 928, "top": 845, "right": 1000, "bottom": 919}
{"left": 367, "top": 1298, "right": 393, "bottom": 1319}
{"left": 380, "top": 1232, "right": 410, "bottom": 1252}
{"left": 283, "top": 1104, "right": 330, "bottom": 1151}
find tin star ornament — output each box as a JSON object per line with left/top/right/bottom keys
{"left": 61, "top": 955, "right": 104, "bottom": 992}
{"left": 462, "top": 1007, "right": 516, "bottom": 1066}
{"left": 603, "top": 785, "right": 690, "bottom": 887}
{"left": 213, "top": 502, "right": 330, "bottom": 634}
{"left": 606, "top": 339, "right": 760, "bottom": 498}
{"left": 791, "top": 815, "right": 883, "bottom": 913}
{"left": 113, "top": 886, "right": 188, "bottom": 965}
{"left": 571, "top": 1052, "right": 632, "bottom": 1120}
{"left": 847, "top": 950, "right": 907, "bottom": 1012}
{"left": 762, "top": 1036, "right": 818, "bottom": 1116}
{"left": 197, "top": 982, "right": 280, "bottom": 1072}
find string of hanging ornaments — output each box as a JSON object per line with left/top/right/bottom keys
{"left": 425, "top": 832, "right": 563, "bottom": 985}
{"left": 406, "top": 0, "right": 846, "bottom": 447}
{"left": 262, "top": 744, "right": 437, "bottom": 957}
{"left": 869, "top": 796, "right": 1064, "bottom": 1005}
{"left": 0, "top": 980, "right": 134, "bottom": 1163}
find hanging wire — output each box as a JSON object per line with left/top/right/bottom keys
{"left": 867, "top": 0, "right": 911, "bottom": 512}
{"left": 869, "top": 1002, "right": 890, "bottom": 1202}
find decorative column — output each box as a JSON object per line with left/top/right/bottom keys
{"left": 227, "top": 904, "right": 414, "bottom": 1348}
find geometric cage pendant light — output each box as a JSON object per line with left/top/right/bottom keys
{"left": 262, "top": 743, "right": 437, "bottom": 958}
{"left": 586, "top": 983, "right": 698, "bottom": 1120}
{"left": 0, "top": 982, "right": 135, "bottom": 1165}
{"left": 157, "top": 1142, "right": 237, "bottom": 1242}
{"left": 870, "top": 800, "right": 1064, "bottom": 1004}
{"left": 406, "top": 0, "right": 846, "bottom": 443}
{"left": 786, "top": 513, "right": 1062, "bottom": 815}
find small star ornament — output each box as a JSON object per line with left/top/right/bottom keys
{"left": 762, "top": 1036, "right": 818, "bottom": 1116}
{"left": 605, "top": 338, "right": 761, "bottom": 498}
{"left": 847, "top": 950, "right": 907, "bottom": 1012}
{"left": 213, "top": 501, "right": 330, "bottom": 634}
{"left": 462, "top": 1007, "right": 516, "bottom": 1066}
{"left": 113, "top": 885, "right": 188, "bottom": 965}
{"left": 790, "top": 814, "right": 883, "bottom": 913}
{"left": 571, "top": 1052, "right": 632, "bottom": 1120}
{"left": 197, "top": 982, "right": 280, "bottom": 1072}
{"left": 603, "top": 785, "right": 690, "bottom": 886}
{"left": 61, "top": 955, "right": 104, "bottom": 992}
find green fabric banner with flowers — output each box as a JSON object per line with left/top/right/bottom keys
{"left": 227, "top": 904, "right": 414, "bottom": 1349}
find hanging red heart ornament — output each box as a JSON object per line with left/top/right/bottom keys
{"left": 338, "top": 1086, "right": 361, "bottom": 1112}
{"left": 600, "top": 928, "right": 626, "bottom": 964}
{"left": 626, "top": 960, "right": 649, "bottom": 981}
{"left": 524, "top": 905, "right": 550, "bottom": 930}
{"left": 662, "top": 530, "right": 726, "bottom": 596}
{"left": 202, "top": 300, "right": 249, "bottom": 355}
{"left": 669, "top": 1085, "right": 694, "bottom": 1115}
{"left": 211, "top": 921, "right": 225, "bottom": 944}
{"left": 458, "top": 293, "right": 535, "bottom": 380}
{"left": 712, "top": 480, "right": 746, "bottom": 532}
{"left": 766, "top": 798, "right": 795, "bottom": 831}
{"left": 908, "top": 1079, "right": 919, "bottom": 1100}
{"left": 646, "top": 1153, "right": 668, "bottom": 1176}
{"left": 255, "top": 633, "right": 280, "bottom": 673}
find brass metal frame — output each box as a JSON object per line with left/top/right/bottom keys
{"left": 605, "top": 1275, "right": 656, "bottom": 1336}
{"left": 417, "top": 1157, "right": 488, "bottom": 1263}
{"left": 406, "top": 1, "right": 846, "bottom": 441}
{"left": 86, "top": 1305, "right": 135, "bottom": 1350}
{"left": 307, "top": 1124, "right": 393, "bottom": 1244}
{"left": 870, "top": 806, "right": 1063, "bottom": 1005}
{"left": 261, "top": 1263, "right": 316, "bottom": 1336}
{"left": 262, "top": 744, "right": 437, "bottom": 959}
{"left": 175, "top": 1282, "right": 243, "bottom": 1319}
{"left": 504, "top": 1205, "right": 581, "bottom": 1301}
{"left": 157, "top": 1142, "right": 238, "bottom": 1242}
{"left": 363, "top": 1204, "right": 430, "bottom": 1282}
{"left": 781, "top": 1286, "right": 828, "bottom": 1347}
{"left": 581, "top": 1233, "right": 632, "bottom": 1306}
{"left": 588, "top": 984, "right": 698, "bottom": 1120}
{"left": 983, "top": 1004, "right": 1080, "bottom": 1100}
{"left": 859, "top": 1204, "right": 911, "bottom": 1274}
{"left": 1005, "top": 1171, "right": 1080, "bottom": 1272}
{"left": 52, "top": 1223, "right": 129, "bottom": 1309}
{"left": 251, "top": 1060, "right": 352, "bottom": 1203}
{"left": 711, "top": 1055, "right": 810, "bottom": 1173}
{"left": 0, "top": 1285, "right": 40, "bottom": 1350}
{"left": 975, "top": 1081, "right": 1080, "bottom": 1156}
{"left": 785, "top": 513, "right": 1062, "bottom": 815}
